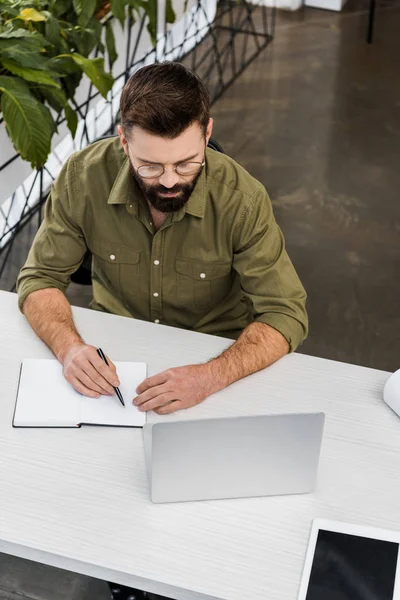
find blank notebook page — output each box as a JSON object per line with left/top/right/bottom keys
{"left": 14, "top": 359, "right": 80, "bottom": 427}
{"left": 14, "top": 359, "right": 147, "bottom": 427}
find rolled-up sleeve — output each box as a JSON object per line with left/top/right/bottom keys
{"left": 16, "top": 155, "right": 87, "bottom": 312}
{"left": 232, "top": 186, "right": 308, "bottom": 351}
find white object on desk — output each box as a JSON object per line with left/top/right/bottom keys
{"left": 0, "top": 290, "right": 397, "bottom": 600}
{"left": 383, "top": 369, "right": 400, "bottom": 419}
{"left": 13, "top": 359, "right": 146, "bottom": 428}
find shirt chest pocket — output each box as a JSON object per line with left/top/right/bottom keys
{"left": 90, "top": 239, "right": 141, "bottom": 297}
{"left": 175, "top": 258, "right": 232, "bottom": 311}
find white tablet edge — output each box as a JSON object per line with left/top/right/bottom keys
{"left": 297, "top": 518, "right": 400, "bottom": 600}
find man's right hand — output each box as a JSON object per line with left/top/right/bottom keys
{"left": 61, "top": 343, "right": 120, "bottom": 398}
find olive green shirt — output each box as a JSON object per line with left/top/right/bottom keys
{"left": 17, "top": 137, "right": 308, "bottom": 349}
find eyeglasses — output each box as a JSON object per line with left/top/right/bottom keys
{"left": 135, "top": 161, "right": 205, "bottom": 179}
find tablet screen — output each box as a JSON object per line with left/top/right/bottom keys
{"left": 305, "top": 529, "right": 399, "bottom": 600}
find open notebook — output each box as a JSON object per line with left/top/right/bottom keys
{"left": 13, "top": 359, "right": 147, "bottom": 428}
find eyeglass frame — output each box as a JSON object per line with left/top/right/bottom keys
{"left": 125, "top": 141, "right": 206, "bottom": 179}
{"left": 133, "top": 159, "right": 205, "bottom": 179}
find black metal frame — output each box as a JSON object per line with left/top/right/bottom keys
{"left": 0, "top": 0, "right": 275, "bottom": 291}
{"left": 367, "top": 0, "right": 376, "bottom": 43}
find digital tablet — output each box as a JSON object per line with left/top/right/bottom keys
{"left": 298, "top": 519, "right": 400, "bottom": 600}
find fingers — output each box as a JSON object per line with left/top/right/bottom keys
{"left": 92, "top": 354, "right": 120, "bottom": 387}
{"left": 136, "top": 371, "right": 169, "bottom": 394}
{"left": 84, "top": 360, "right": 116, "bottom": 395}
{"left": 133, "top": 366, "right": 207, "bottom": 414}
{"left": 154, "top": 401, "right": 180, "bottom": 415}
{"left": 63, "top": 344, "right": 120, "bottom": 398}
{"left": 135, "top": 392, "right": 177, "bottom": 412}
{"left": 134, "top": 384, "right": 168, "bottom": 407}
{"left": 70, "top": 376, "right": 101, "bottom": 398}
{"left": 75, "top": 369, "right": 113, "bottom": 397}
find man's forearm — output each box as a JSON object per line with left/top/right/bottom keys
{"left": 22, "top": 288, "right": 83, "bottom": 362}
{"left": 205, "top": 322, "right": 289, "bottom": 395}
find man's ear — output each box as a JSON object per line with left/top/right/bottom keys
{"left": 205, "top": 118, "right": 214, "bottom": 145}
{"left": 117, "top": 124, "right": 129, "bottom": 156}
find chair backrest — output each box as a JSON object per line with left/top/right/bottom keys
{"left": 207, "top": 138, "right": 225, "bottom": 153}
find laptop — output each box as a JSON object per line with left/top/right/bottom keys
{"left": 142, "top": 412, "right": 325, "bottom": 503}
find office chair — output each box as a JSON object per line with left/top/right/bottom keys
{"left": 69, "top": 136, "right": 224, "bottom": 286}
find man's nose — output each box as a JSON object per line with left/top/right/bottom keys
{"left": 159, "top": 169, "right": 180, "bottom": 188}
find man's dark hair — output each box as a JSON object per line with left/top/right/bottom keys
{"left": 120, "top": 61, "right": 210, "bottom": 139}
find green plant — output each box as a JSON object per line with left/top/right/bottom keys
{"left": 0, "top": 0, "right": 175, "bottom": 169}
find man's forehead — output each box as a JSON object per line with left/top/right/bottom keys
{"left": 128, "top": 123, "right": 203, "bottom": 163}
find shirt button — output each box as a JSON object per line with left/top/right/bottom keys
{"left": 110, "top": 254, "right": 116, "bottom": 261}
{"left": 154, "top": 260, "right": 160, "bottom": 266}
{"left": 154, "top": 319, "right": 160, "bottom": 324}
{"left": 200, "top": 272, "right": 206, "bottom": 278}
{"left": 149, "top": 222, "right": 153, "bottom": 226}
{"left": 129, "top": 204, "right": 133, "bottom": 208}
{"left": 153, "top": 292, "right": 159, "bottom": 297}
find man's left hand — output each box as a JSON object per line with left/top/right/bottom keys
{"left": 133, "top": 364, "right": 214, "bottom": 414}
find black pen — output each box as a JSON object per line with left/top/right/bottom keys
{"left": 97, "top": 348, "right": 125, "bottom": 407}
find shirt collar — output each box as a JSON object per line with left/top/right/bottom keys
{"left": 180, "top": 161, "right": 207, "bottom": 218}
{"left": 107, "top": 152, "right": 208, "bottom": 219}
{"left": 107, "top": 156, "right": 139, "bottom": 215}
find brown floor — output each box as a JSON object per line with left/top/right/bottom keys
{"left": 211, "top": 0, "right": 400, "bottom": 372}
{"left": 1, "top": 2, "right": 400, "bottom": 598}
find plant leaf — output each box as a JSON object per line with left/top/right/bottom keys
{"left": 73, "top": 0, "right": 97, "bottom": 27}
{"left": 43, "top": 13, "right": 62, "bottom": 48}
{"left": 165, "top": 0, "right": 175, "bottom": 23}
{"left": 127, "top": 6, "right": 137, "bottom": 24}
{"left": 63, "top": 70, "right": 83, "bottom": 98}
{"left": 72, "top": 0, "right": 84, "bottom": 15}
{"left": 146, "top": 0, "right": 157, "bottom": 45}
{"left": 2, "top": 60, "right": 60, "bottom": 87}
{"left": 0, "top": 28, "right": 36, "bottom": 39}
{"left": 64, "top": 101, "right": 78, "bottom": 138}
{"left": 0, "top": 4, "right": 19, "bottom": 18}
{"left": 0, "top": 29, "right": 49, "bottom": 47}
{"left": 77, "top": 17, "right": 102, "bottom": 55}
{"left": 127, "top": 0, "right": 142, "bottom": 17}
{"left": 47, "top": 55, "right": 81, "bottom": 76}
{"left": 64, "top": 25, "right": 82, "bottom": 54}
{"left": 71, "top": 53, "right": 114, "bottom": 98}
{"left": 0, "top": 42, "right": 52, "bottom": 70}
{"left": 39, "top": 85, "right": 68, "bottom": 112}
{"left": 49, "top": 0, "right": 71, "bottom": 19}
{"left": 77, "top": 27, "right": 97, "bottom": 56}
{"left": 17, "top": 7, "right": 47, "bottom": 22}
{"left": 105, "top": 20, "right": 117, "bottom": 70}
{"left": 110, "top": 0, "right": 126, "bottom": 28}
{"left": 0, "top": 75, "right": 55, "bottom": 168}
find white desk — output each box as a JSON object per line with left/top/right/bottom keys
{"left": 0, "top": 290, "right": 398, "bottom": 600}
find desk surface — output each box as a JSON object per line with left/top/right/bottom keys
{"left": 0, "top": 290, "right": 398, "bottom": 600}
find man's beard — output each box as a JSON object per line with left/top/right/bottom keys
{"left": 129, "top": 161, "right": 203, "bottom": 213}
